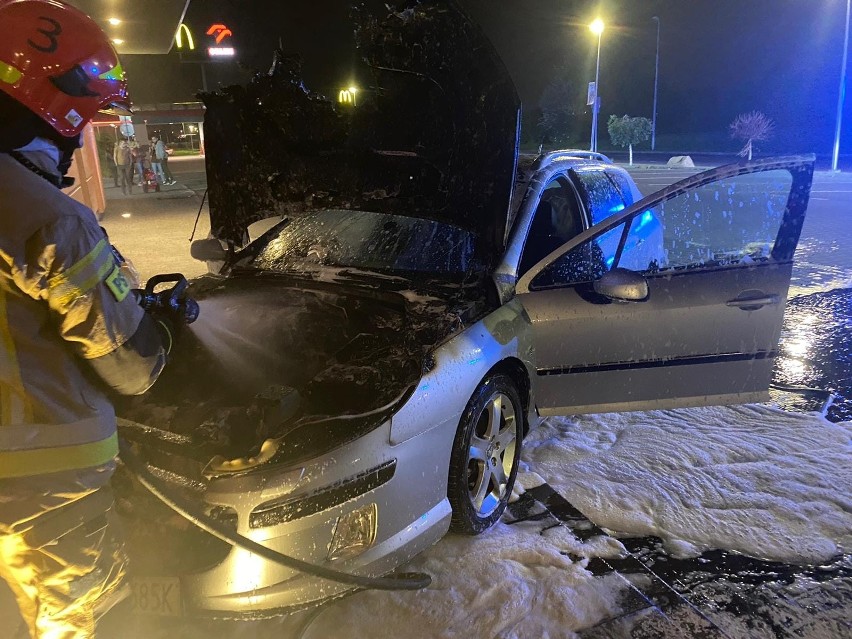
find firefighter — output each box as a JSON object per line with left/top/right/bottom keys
{"left": 0, "top": 1, "right": 182, "bottom": 636}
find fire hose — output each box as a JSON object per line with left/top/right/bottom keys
{"left": 121, "top": 274, "right": 432, "bottom": 593}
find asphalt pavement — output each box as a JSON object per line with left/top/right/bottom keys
{"left": 99, "top": 156, "right": 212, "bottom": 284}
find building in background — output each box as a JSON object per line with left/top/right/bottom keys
{"left": 62, "top": 1, "right": 200, "bottom": 210}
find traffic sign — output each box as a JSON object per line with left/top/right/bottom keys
{"left": 587, "top": 82, "right": 597, "bottom": 106}
{"left": 119, "top": 116, "right": 135, "bottom": 138}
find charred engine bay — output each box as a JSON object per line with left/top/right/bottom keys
{"left": 117, "top": 274, "right": 489, "bottom": 473}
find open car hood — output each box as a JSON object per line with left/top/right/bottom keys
{"left": 201, "top": 0, "right": 521, "bottom": 267}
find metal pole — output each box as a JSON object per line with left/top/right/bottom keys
{"left": 651, "top": 16, "right": 660, "bottom": 151}
{"left": 591, "top": 32, "right": 602, "bottom": 152}
{"left": 833, "top": 0, "right": 851, "bottom": 171}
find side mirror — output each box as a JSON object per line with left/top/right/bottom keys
{"left": 190, "top": 238, "right": 228, "bottom": 262}
{"left": 593, "top": 267, "right": 649, "bottom": 302}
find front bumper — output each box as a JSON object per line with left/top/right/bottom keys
{"left": 124, "top": 417, "right": 455, "bottom": 617}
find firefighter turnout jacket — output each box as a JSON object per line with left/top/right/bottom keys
{"left": 0, "top": 145, "right": 168, "bottom": 481}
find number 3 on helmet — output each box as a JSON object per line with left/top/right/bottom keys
{"left": 0, "top": 0, "right": 131, "bottom": 138}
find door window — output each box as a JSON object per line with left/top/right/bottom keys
{"left": 530, "top": 167, "right": 795, "bottom": 290}
{"left": 606, "top": 170, "right": 638, "bottom": 207}
{"left": 519, "top": 177, "right": 583, "bottom": 276}
{"left": 640, "top": 169, "right": 792, "bottom": 271}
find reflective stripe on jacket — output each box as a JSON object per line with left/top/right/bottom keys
{"left": 0, "top": 152, "right": 145, "bottom": 478}
{"left": 0, "top": 419, "right": 117, "bottom": 479}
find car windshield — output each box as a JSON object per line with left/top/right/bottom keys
{"left": 238, "top": 209, "right": 477, "bottom": 277}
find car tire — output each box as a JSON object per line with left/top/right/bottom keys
{"left": 448, "top": 374, "right": 523, "bottom": 535}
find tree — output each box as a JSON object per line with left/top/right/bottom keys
{"left": 537, "top": 69, "right": 576, "bottom": 148}
{"left": 607, "top": 115, "right": 652, "bottom": 165}
{"left": 729, "top": 111, "right": 774, "bottom": 161}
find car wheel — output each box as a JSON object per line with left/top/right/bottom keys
{"left": 448, "top": 374, "right": 523, "bottom": 535}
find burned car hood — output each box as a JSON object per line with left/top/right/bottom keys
{"left": 117, "top": 273, "right": 487, "bottom": 464}
{"left": 201, "top": 0, "right": 521, "bottom": 267}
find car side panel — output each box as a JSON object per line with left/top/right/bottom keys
{"left": 389, "top": 297, "right": 537, "bottom": 446}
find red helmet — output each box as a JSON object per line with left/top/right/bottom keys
{"left": 0, "top": 0, "right": 131, "bottom": 138}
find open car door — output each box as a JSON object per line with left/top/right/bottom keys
{"left": 516, "top": 156, "right": 814, "bottom": 415}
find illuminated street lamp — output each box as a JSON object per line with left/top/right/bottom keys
{"left": 589, "top": 19, "right": 604, "bottom": 152}
{"left": 833, "top": 0, "right": 851, "bottom": 172}
{"left": 651, "top": 16, "right": 660, "bottom": 151}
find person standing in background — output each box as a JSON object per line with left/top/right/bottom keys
{"left": 128, "top": 137, "right": 143, "bottom": 186}
{"left": 108, "top": 148, "right": 118, "bottom": 187}
{"left": 113, "top": 139, "right": 131, "bottom": 195}
{"left": 152, "top": 135, "right": 174, "bottom": 185}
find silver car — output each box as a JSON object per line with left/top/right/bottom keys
{"left": 116, "top": 2, "right": 814, "bottom": 619}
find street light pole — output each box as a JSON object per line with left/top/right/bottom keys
{"left": 833, "top": 0, "right": 851, "bottom": 172}
{"left": 590, "top": 19, "right": 604, "bottom": 152}
{"left": 651, "top": 16, "right": 660, "bottom": 152}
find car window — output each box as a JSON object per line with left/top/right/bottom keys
{"left": 245, "top": 209, "right": 476, "bottom": 275}
{"left": 620, "top": 168, "right": 793, "bottom": 272}
{"left": 518, "top": 177, "right": 583, "bottom": 276}
{"left": 529, "top": 221, "right": 625, "bottom": 290}
{"left": 530, "top": 167, "right": 794, "bottom": 290}
{"left": 573, "top": 169, "right": 628, "bottom": 225}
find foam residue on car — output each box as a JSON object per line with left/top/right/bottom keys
{"left": 117, "top": 271, "right": 490, "bottom": 468}
{"left": 199, "top": 0, "right": 521, "bottom": 269}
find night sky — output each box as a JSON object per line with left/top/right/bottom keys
{"left": 123, "top": 1, "right": 852, "bottom": 155}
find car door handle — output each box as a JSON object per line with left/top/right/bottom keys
{"left": 725, "top": 294, "right": 779, "bottom": 310}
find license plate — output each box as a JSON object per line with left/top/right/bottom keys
{"left": 130, "top": 576, "right": 182, "bottom": 616}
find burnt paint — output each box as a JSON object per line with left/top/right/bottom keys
{"left": 117, "top": 272, "right": 490, "bottom": 466}
{"left": 200, "top": 0, "right": 521, "bottom": 267}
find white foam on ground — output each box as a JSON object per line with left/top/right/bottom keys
{"left": 522, "top": 404, "right": 852, "bottom": 564}
{"left": 119, "top": 519, "right": 634, "bottom": 639}
{"left": 307, "top": 520, "right": 628, "bottom": 638}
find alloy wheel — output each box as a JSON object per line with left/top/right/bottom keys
{"left": 465, "top": 391, "right": 518, "bottom": 517}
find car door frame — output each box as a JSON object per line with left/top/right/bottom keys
{"left": 495, "top": 158, "right": 628, "bottom": 303}
{"left": 515, "top": 155, "right": 814, "bottom": 415}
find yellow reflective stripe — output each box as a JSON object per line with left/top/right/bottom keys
{"left": 0, "top": 289, "right": 32, "bottom": 425}
{"left": 98, "top": 63, "right": 125, "bottom": 81}
{"left": 0, "top": 432, "right": 117, "bottom": 479}
{"left": 0, "top": 61, "right": 21, "bottom": 85}
{"left": 48, "top": 239, "right": 115, "bottom": 306}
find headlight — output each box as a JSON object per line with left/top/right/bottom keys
{"left": 203, "top": 438, "right": 280, "bottom": 478}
